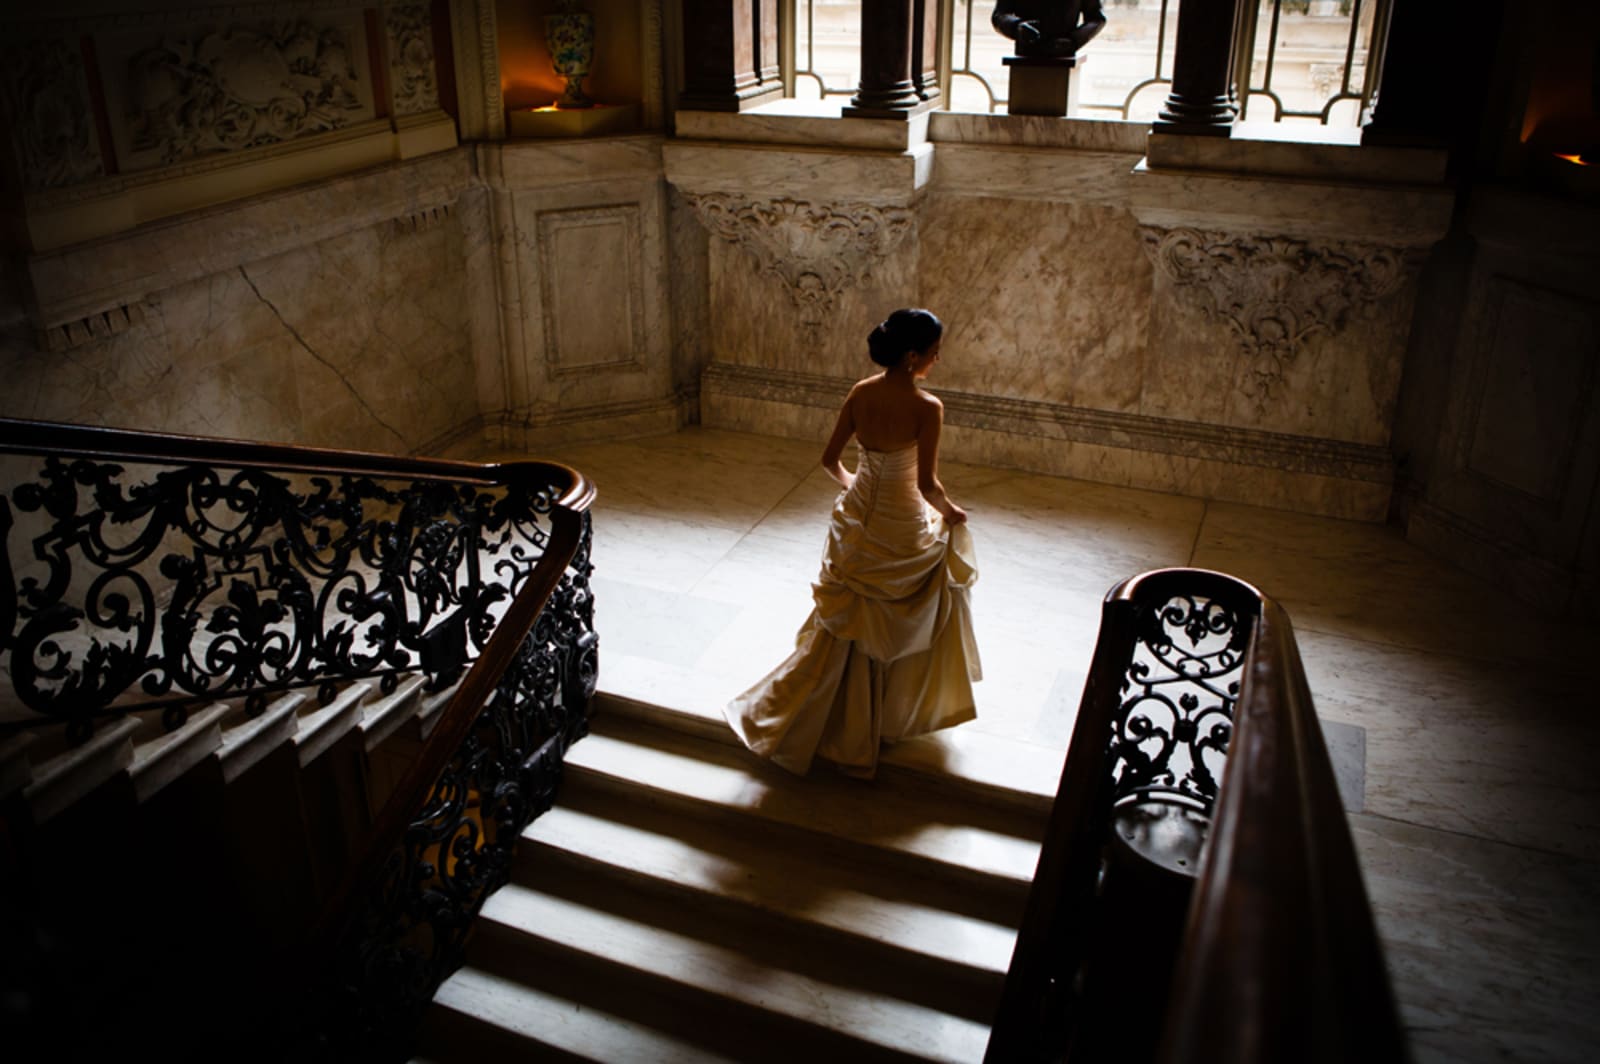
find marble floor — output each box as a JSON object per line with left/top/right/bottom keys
{"left": 535, "top": 427, "right": 1599, "bottom": 1064}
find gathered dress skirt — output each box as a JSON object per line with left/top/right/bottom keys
{"left": 724, "top": 443, "right": 981, "bottom": 778}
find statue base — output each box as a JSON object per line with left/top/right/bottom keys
{"left": 1003, "top": 55, "right": 1083, "bottom": 118}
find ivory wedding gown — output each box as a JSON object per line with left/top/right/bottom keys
{"left": 724, "top": 442, "right": 981, "bottom": 778}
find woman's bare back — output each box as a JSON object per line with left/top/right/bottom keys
{"left": 848, "top": 373, "right": 938, "bottom": 451}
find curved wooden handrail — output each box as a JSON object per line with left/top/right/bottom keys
{"left": 1157, "top": 597, "right": 1406, "bottom": 1064}
{"left": 986, "top": 568, "right": 1404, "bottom": 1063}
{"left": 0, "top": 416, "right": 594, "bottom": 513}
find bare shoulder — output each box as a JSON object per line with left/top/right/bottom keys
{"left": 918, "top": 390, "right": 944, "bottom": 413}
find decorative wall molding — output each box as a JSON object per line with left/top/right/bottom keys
{"left": 385, "top": 2, "right": 440, "bottom": 116}
{"left": 38, "top": 301, "right": 151, "bottom": 353}
{"left": 639, "top": 0, "right": 664, "bottom": 129}
{"left": 0, "top": 33, "right": 106, "bottom": 191}
{"left": 701, "top": 360, "right": 1395, "bottom": 484}
{"left": 536, "top": 205, "right": 647, "bottom": 376}
{"left": 687, "top": 194, "right": 915, "bottom": 343}
{"left": 445, "top": 0, "right": 504, "bottom": 140}
{"left": 107, "top": 13, "right": 375, "bottom": 172}
{"left": 1140, "top": 226, "right": 1409, "bottom": 409}
{"left": 394, "top": 203, "right": 452, "bottom": 233}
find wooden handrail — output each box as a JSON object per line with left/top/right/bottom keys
{"left": 0, "top": 416, "right": 593, "bottom": 511}
{"left": 1157, "top": 597, "right": 1406, "bottom": 1064}
{"left": 986, "top": 568, "right": 1405, "bottom": 1063}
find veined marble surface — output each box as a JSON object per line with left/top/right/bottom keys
{"left": 518, "top": 426, "right": 1599, "bottom": 1064}
{"left": 3, "top": 205, "right": 482, "bottom": 455}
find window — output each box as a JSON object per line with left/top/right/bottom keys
{"left": 781, "top": 0, "right": 1390, "bottom": 126}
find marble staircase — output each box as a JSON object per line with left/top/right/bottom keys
{"left": 413, "top": 694, "right": 1060, "bottom": 1063}
{"left": 0, "top": 676, "right": 459, "bottom": 825}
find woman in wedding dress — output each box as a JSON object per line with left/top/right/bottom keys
{"left": 724, "top": 308, "right": 982, "bottom": 778}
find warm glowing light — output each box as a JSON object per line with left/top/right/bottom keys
{"left": 1554, "top": 153, "right": 1589, "bottom": 166}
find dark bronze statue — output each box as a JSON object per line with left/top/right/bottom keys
{"left": 992, "top": 0, "right": 1107, "bottom": 58}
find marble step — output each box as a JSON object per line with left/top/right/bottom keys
{"left": 292, "top": 681, "right": 374, "bottom": 767}
{"left": 465, "top": 874, "right": 994, "bottom": 1064}
{"left": 20, "top": 716, "right": 140, "bottom": 823}
{"left": 567, "top": 714, "right": 1046, "bottom": 897}
{"left": 522, "top": 784, "right": 1022, "bottom": 996}
{"left": 419, "top": 964, "right": 747, "bottom": 1064}
{"left": 127, "top": 701, "right": 231, "bottom": 802}
{"left": 593, "top": 689, "right": 1064, "bottom": 819}
{"left": 359, "top": 674, "right": 430, "bottom": 752}
{"left": 215, "top": 692, "right": 308, "bottom": 783}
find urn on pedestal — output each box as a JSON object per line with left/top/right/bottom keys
{"left": 545, "top": 0, "right": 595, "bottom": 109}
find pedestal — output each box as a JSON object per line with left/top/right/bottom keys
{"left": 507, "top": 103, "right": 639, "bottom": 138}
{"left": 1004, "top": 55, "right": 1082, "bottom": 118}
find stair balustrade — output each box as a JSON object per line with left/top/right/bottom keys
{"left": 985, "top": 567, "right": 1406, "bottom": 1064}
{"left": 0, "top": 417, "right": 596, "bottom": 1061}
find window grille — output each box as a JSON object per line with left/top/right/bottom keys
{"left": 777, "top": 0, "right": 1390, "bottom": 126}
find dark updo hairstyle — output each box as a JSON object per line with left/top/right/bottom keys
{"left": 867, "top": 308, "right": 944, "bottom": 368}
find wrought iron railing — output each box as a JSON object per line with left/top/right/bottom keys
{"left": 985, "top": 567, "right": 1404, "bottom": 1063}
{"left": 0, "top": 417, "right": 597, "bottom": 1059}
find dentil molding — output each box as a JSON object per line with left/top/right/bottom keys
{"left": 687, "top": 194, "right": 914, "bottom": 343}
{"left": 1141, "top": 226, "right": 1409, "bottom": 408}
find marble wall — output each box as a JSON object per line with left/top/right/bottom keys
{"left": 670, "top": 111, "right": 1452, "bottom": 520}
{"left": 1, "top": 152, "right": 487, "bottom": 456}
{"left": 1396, "top": 188, "right": 1600, "bottom": 617}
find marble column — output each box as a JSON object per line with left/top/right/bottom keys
{"left": 1361, "top": 0, "right": 1454, "bottom": 147}
{"left": 1153, "top": 0, "right": 1242, "bottom": 135}
{"left": 844, "top": 0, "right": 927, "bottom": 118}
{"left": 911, "top": 0, "right": 940, "bottom": 102}
{"left": 679, "top": 0, "right": 782, "bottom": 112}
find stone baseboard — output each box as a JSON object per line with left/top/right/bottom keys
{"left": 1405, "top": 500, "right": 1587, "bottom": 617}
{"left": 487, "top": 392, "right": 696, "bottom": 453}
{"left": 701, "top": 362, "right": 1395, "bottom": 521}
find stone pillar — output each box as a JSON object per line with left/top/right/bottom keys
{"left": 1361, "top": 0, "right": 1450, "bottom": 147}
{"left": 1153, "top": 0, "right": 1242, "bottom": 135}
{"left": 844, "top": 0, "right": 928, "bottom": 118}
{"left": 911, "top": 0, "right": 940, "bottom": 102}
{"left": 679, "top": 0, "right": 782, "bottom": 111}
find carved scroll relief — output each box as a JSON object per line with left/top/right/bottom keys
{"left": 103, "top": 14, "right": 375, "bottom": 172}
{"left": 0, "top": 35, "right": 106, "bottom": 191}
{"left": 385, "top": 2, "right": 441, "bottom": 116}
{"left": 1141, "top": 226, "right": 1408, "bottom": 409}
{"left": 688, "top": 194, "right": 915, "bottom": 344}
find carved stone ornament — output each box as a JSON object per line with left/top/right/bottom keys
{"left": 0, "top": 36, "right": 106, "bottom": 191}
{"left": 688, "top": 194, "right": 915, "bottom": 343}
{"left": 121, "top": 18, "right": 370, "bottom": 169}
{"left": 386, "top": 2, "right": 441, "bottom": 115}
{"left": 1141, "top": 226, "right": 1408, "bottom": 407}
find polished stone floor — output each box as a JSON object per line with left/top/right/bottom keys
{"left": 538, "top": 426, "right": 1598, "bottom": 1064}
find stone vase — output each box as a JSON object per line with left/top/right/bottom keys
{"left": 545, "top": 12, "right": 595, "bottom": 109}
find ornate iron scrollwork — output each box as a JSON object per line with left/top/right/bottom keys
{"left": 1, "top": 455, "right": 563, "bottom": 744}
{"left": 333, "top": 513, "right": 596, "bottom": 1055}
{"left": 1110, "top": 592, "right": 1250, "bottom": 814}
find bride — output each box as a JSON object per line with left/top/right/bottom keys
{"left": 724, "top": 308, "right": 982, "bottom": 778}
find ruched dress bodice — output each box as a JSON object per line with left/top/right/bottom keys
{"left": 725, "top": 443, "right": 981, "bottom": 777}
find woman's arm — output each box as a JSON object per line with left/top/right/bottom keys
{"left": 821, "top": 389, "right": 858, "bottom": 489}
{"left": 916, "top": 399, "right": 967, "bottom": 525}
